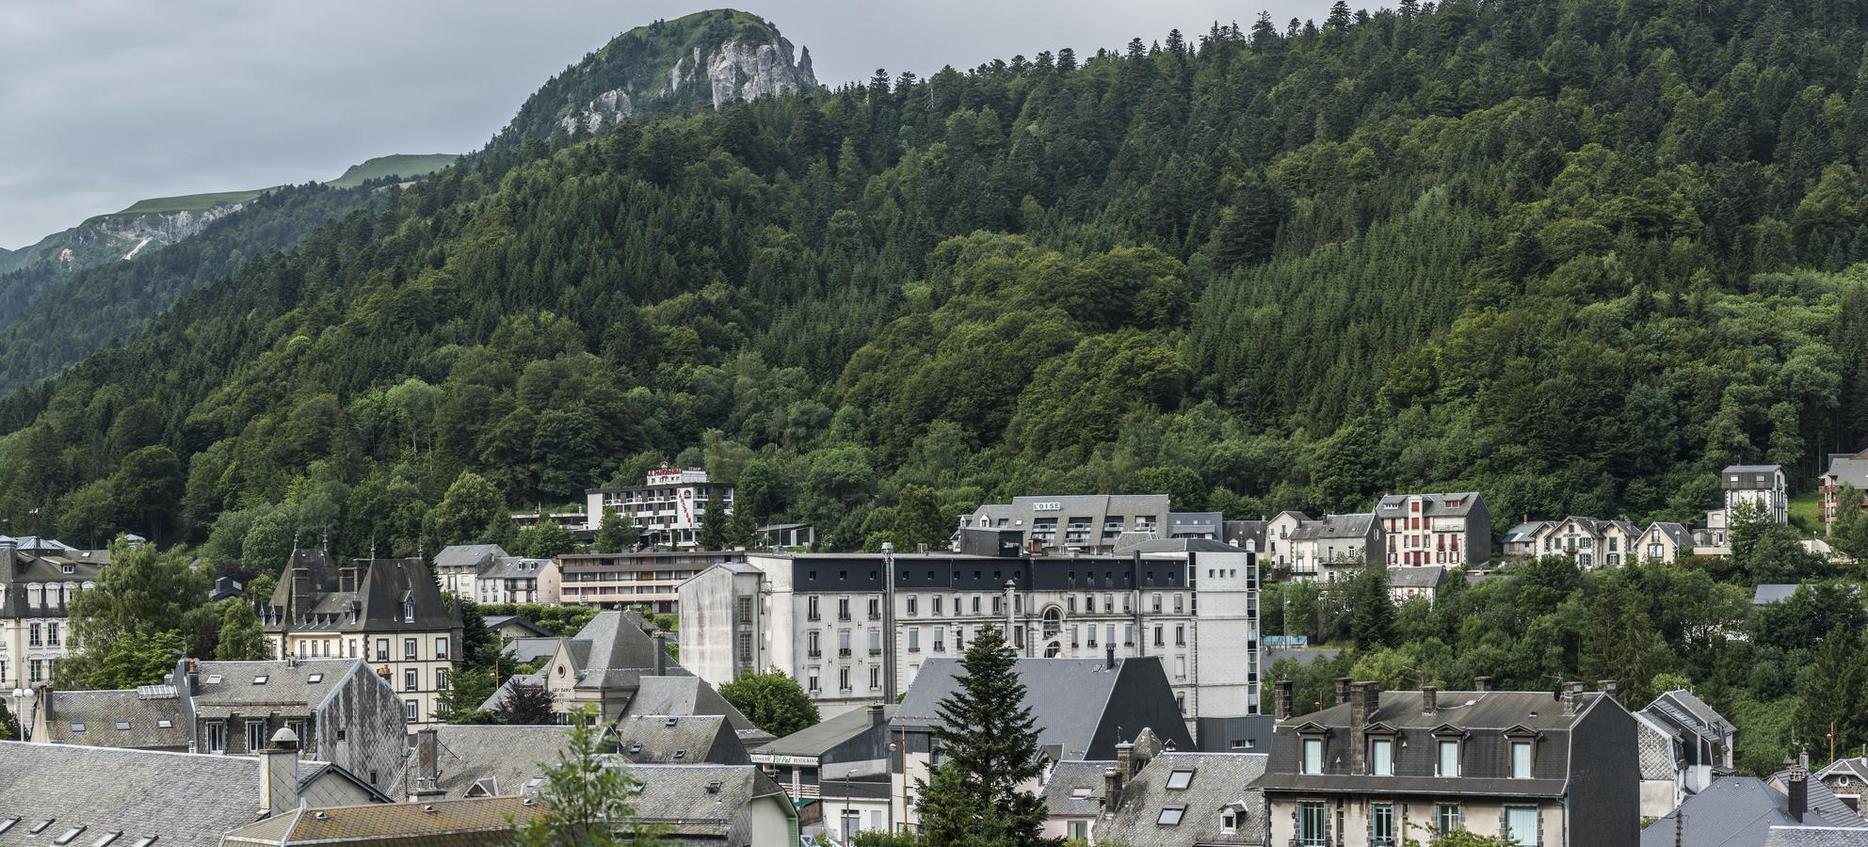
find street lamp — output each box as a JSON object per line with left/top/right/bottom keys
{"left": 11, "top": 687, "right": 30, "bottom": 741}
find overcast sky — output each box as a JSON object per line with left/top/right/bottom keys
{"left": 0, "top": 0, "right": 1336, "bottom": 249}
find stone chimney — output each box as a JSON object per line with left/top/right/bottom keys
{"left": 1473, "top": 675, "right": 1493, "bottom": 693}
{"left": 1110, "top": 741, "right": 1135, "bottom": 800}
{"left": 258, "top": 727, "right": 302, "bottom": 817}
{"left": 1789, "top": 749, "right": 1810, "bottom": 822}
{"left": 869, "top": 703, "right": 886, "bottom": 728}
{"left": 1334, "top": 677, "right": 1352, "bottom": 706}
{"left": 1561, "top": 682, "right": 1584, "bottom": 716}
{"left": 654, "top": 633, "right": 668, "bottom": 676}
{"left": 411, "top": 727, "right": 444, "bottom": 802}
{"left": 1421, "top": 685, "right": 1438, "bottom": 716}
{"left": 1105, "top": 643, "right": 1116, "bottom": 670}
{"left": 187, "top": 658, "right": 201, "bottom": 695}
{"left": 1102, "top": 766, "right": 1123, "bottom": 814}
{"left": 1597, "top": 679, "right": 1618, "bottom": 701}
{"left": 1348, "top": 681, "right": 1379, "bottom": 773}
{"left": 1274, "top": 679, "right": 1294, "bottom": 721}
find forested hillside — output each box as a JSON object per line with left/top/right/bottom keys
{"left": 4, "top": 0, "right": 1868, "bottom": 566}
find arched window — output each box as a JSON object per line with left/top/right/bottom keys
{"left": 1041, "top": 606, "right": 1062, "bottom": 640}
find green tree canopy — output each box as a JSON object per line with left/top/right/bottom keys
{"left": 719, "top": 669, "right": 820, "bottom": 738}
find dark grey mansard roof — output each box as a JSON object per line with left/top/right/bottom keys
{"left": 894, "top": 656, "right": 1194, "bottom": 761}
{"left": 33, "top": 686, "right": 188, "bottom": 748}
{"left": 1643, "top": 775, "right": 1866, "bottom": 847}
{"left": 757, "top": 704, "right": 896, "bottom": 760}
{"left": 189, "top": 658, "right": 360, "bottom": 714}
{"left": 429, "top": 724, "right": 575, "bottom": 799}
{"left": 1041, "top": 759, "right": 1115, "bottom": 818}
{"left": 614, "top": 714, "right": 748, "bottom": 764}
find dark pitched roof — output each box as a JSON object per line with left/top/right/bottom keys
{"left": 625, "top": 764, "right": 793, "bottom": 839}
{"left": 1376, "top": 492, "right": 1485, "bottom": 518}
{"left": 1042, "top": 759, "right": 1115, "bottom": 818}
{"left": 33, "top": 686, "right": 187, "bottom": 748}
{"left": 758, "top": 705, "right": 896, "bottom": 760}
{"left": 1766, "top": 826, "right": 1868, "bottom": 847}
{"left": 1289, "top": 513, "right": 1377, "bottom": 541}
{"left": 431, "top": 545, "right": 508, "bottom": 571}
{"left": 190, "top": 658, "right": 359, "bottom": 715}
{"left": 1115, "top": 538, "right": 1248, "bottom": 554}
{"left": 1387, "top": 565, "right": 1448, "bottom": 589}
{"left": 0, "top": 742, "right": 264, "bottom": 847}
{"left": 893, "top": 656, "right": 1194, "bottom": 762}
{"left": 427, "top": 724, "right": 574, "bottom": 799}
{"left": 500, "top": 636, "right": 559, "bottom": 663}
{"left": 624, "top": 675, "right": 768, "bottom": 742}
{"left": 220, "top": 797, "right": 533, "bottom": 846}
{"left": 1642, "top": 689, "right": 1732, "bottom": 738}
{"left": 566, "top": 610, "right": 664, "bottom": 676}
{"left": 1097, "top": 753, "right": 1270, "bottom": 847}
{"left": 265, "top": 556, "right": 460, "bottom": 635}
{"left": 1643, "top": 776, "right": 1867, "bottom": 847}
{"left": 484, "top": 615, "right": 551, "bottom": 638}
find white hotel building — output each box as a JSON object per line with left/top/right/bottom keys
{"left": 679, "top": 540, "right": 1264, "bottom": 749}
{"left": 584, "top": 466, "right": 734, "bottom": 549}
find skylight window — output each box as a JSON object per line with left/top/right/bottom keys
{"left": 114, "top": 721, "right": 131, "bottom": 731}
{"left": 126, "top": 837, "right": 157, "bottom": 847}
{"left": 1070, "top": 787, "right": 1092, "bottom": 799}
{"left": 206, "top": 675, "right": 223, "bottom": 684}
{"left": 1165, "top": 769, "right": 1195, "bottom": 790}
{"left": 307, "top": 673, "right": 323, "bottom": 684}
{"left": 29, "top": 821, "right": 53, "bottom": 835}
{"left": 0, "top": 818, "right": 19, "bottom": 834}
{"left": 156, "top": 720, "right": 172, "bottom": 729}
{"left": 90, "top": 833, "right": 121, "bottom": 847}
{"left": 69, "top": 722, "right": 85, "bottom": 732}
{"left": 252, "top": 675, "right": 269, "bottom": 685}
{"left": 1157, "top": 806, "right": 1185, "bottom": 826}
{"left": 54, "top": 826, "right": 86, "bottom": 845}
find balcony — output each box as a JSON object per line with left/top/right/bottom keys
{"left": 808, "top": 650, "right": 822, "bottom": 659}
{"left": 869, "top": 648, "right": 883, "bottom": 657}
{"left": 838, "top": 648, "right": 852, "bottom": 657}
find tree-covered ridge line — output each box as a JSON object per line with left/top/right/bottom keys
{"left": 5, "top": 0, "right": 1868, "bottom": 565}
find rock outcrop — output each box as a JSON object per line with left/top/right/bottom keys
{"left": 560, "top": 32, "right": 818, "bottom": 135}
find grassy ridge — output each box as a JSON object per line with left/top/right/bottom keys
{"left": 326, "top": 153, "right": 459, "bottom": 189}
{"left": 113, "top": 188, "right": 277, "bottom": 217}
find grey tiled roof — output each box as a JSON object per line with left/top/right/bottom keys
{"left": 0, "top": 741, "right": 265, "bottom": 847}
{"left": 1643, "top": 776, "right": 1867, "bottom": 847}
{"left": 1646, "top": 688, "right": 1731, "bottom": 736}
{"left": 481, "top": 556, "right": 551, "bottom": 580}
{"left": 501, "top": 636, "right": 560, "bottom": 663}
{"left": 625, "top": 675, "right": 763, "bottom": 738}
{"left": 191, "top": 658, "right": 358, "bottom": 711}
{"left": 432, "top": 544, "right": 508, "bottom": 570}
{"left": 1097, "top": 753, "right": 1270, "bottom": 847}
{"left": 33, "top": 687, "right": 187, "bottom": 748}
{"left": 1387, "top": 565, "right": 1448, "bottom": 589}
{"left": 757, "top": 704, "right": 895, "bottom": 759}
{"left": 1768, "top": 827, "right": 1868, "bottom": 846}
{"left": 1289, "top": 513, "right": 1376, "bottom": 540}
{"left": 1503, "top": 521, "right": 1550, "bottom": 543}
{"left": 614, "top": 714, "right": 748, "bottom": 764}
{"left": 1115, "top": 538, "right": 1248, "bottom": 554}
{"left": 1041, "top": 759, "right": 1114, "bottom": 817}
{"left": 428, "top": 724, "right": 574, "bottom": 799}
{"left": 1646, "top": 522, "right": 1691, "bottom": 547}
{"left": 1634, "top": 711, "right": 1683, "bottom": 782}
{"left": 894, "top": 656, "right": 1195, "bottom": 761}
{"left": 623, "top": 764, "right": 792, "bottom": 839}
{"left": 1376, "top": 492, "right": 1484, "bottom": 517}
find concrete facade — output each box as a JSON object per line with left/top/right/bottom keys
{"left": 585, "top": 466, "right": 734, "bottom": 549}
{"left": 1376, "top": 491, "right": 1492, "bottom": 568}
{"left": 557, "top": 549, "right": 743, "bottom": 613}
{"left": 0, "top": 542, "right": 105, "bottom": 692}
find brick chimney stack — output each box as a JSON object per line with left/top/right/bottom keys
{"left": 1274, "top": 679, "right": 1294, "bottom": 721}
{"left": 1334, "top": 677, "right": 1352, "bottom": 706}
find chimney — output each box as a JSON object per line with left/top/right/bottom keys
{"left": 1789, "top": 749, "right": 1810, "bottom": 822}
{"left": 1105, "top": 643, "right": 1116, "bottom": 670}
{"left": 187, "top": 658, "right": 201, "bottom": 695}
{"left": 1102, "top": 766, "right": 1123, "bottom": 813}
{"left": 1597, "top": 679, "right": 1618, "bottom": 701}
{"left": 654, "top": 633, "right": 668, "bottom": 676}
{"left": 1473, "top": 675, "right": 1493, "bottom": 693}
{"left": 869, "top": 703, "right": 886, "bottom": 729}
{"left": 1561, "top": 682, "right": 1583, "bottom": 716}
{"left": 1274, "top": 679, "right": 1294, "bottom": 721}
{"left": 411, "top": 728, "right": 445, "bottom": 802}
{"left": 1334, "top": 677, "right": 1353, "bottom": 706}
{"left": 258, "top": 727, "right": 301, "bottom": 817}
{"left": 1348, "top": 681, "right": 1378, "bottom": 773}
{"left": 1115, "top": 741, "right": 1136, "bottom": 783}
{"left": 1422, "top": 685, "right": 1438, "bottom": 716}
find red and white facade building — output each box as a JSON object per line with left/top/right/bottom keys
{"left": 584, "top": 466, "right": 734, "bottom": 550}
{"left": 1375, "top": 491, "right": 1492, "bottom": 569}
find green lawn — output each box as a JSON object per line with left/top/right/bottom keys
{"left": 113, "top": 188, "right": 275, "bottom": 217}
{"left": 1789, "top": 489, "right": 1824, "bottom": 535}
{"left": 326, "top": 153, "right": 458, "bottom": 188}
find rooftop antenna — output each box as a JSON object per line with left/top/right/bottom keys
{"left": 292, "top": 531, "right": 300, "bottom": 553}
{"left": 369, "top": 536, "right": 378, "bottom": 561}
{"left": 321, "top": 530, "right": 329, "bottom": 554}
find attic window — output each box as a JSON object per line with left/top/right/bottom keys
{"left": 1070, "top": 787, "right": 1092, "bottom": 799}
{"left": 0, "top": 818, "right": 18, "bottom": 834}
{"left": 69, "top": 722, "right": 85, "bottom": 732}
{"left": 525, "top": 778, "right": 545, "bottom": 791}
{"left": 665, "top": 717, "right": 678, "bottom": 727}
{"left": 206, "top": 675, "right": 223, "bottom": 684}
{"left": 114, "top": 721, "right": 131, "bottom": 731}
{"left": 157, "top": 720, "right": 173, "bottom": 729}
{"left": 126, "top": 838, "right": 157, "bottom": 847}
{"left": 90, "top": 834, "right": 122, "bottom": 847}
{"left": 30, "top": 821, "right": 54, "bottom": 835}
{"left": 1157, "top": 806, "right": 1185, "bottom": 826}
{"left": 54, "top": 827, "right": 86, "bottom": 845}
{"left": 307, "top": 674, "right": 323, "bottom": 684}
{"left": 1165, "top": 769, "right": 1195, "bottom": 790}
{"left": 253, "top": 675, "right": 269, "bottom": 685}
{"left": 673, "top": 750, "right": 687, "bottom": 761}
{"left": 61, "top": 565, "right": 74, "bottom": 574}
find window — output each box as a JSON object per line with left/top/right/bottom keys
{"left": 1175, "top": 624, "right": 1185, "bottom": 646}
{"left": 404, "top": 700, "right": 418, "bottom": 723}
{"left": 1512, "top": 740, "right": 1533, "bottom": 779}
{"left": 28, "top": 623, "right": 40, "bottom": 647}
{"left": 838, "top": 598, "right": 851, "bottom": 620}
{"left": 1371, "top": 737, "right": 1394, "bottom": 775}
{"left": 113, "top": 721, "right": 130, "bottom": 731}
{"left": 403, "top": 596, "right": 415, "bottom": 623}
{"left": 1302, "top": 737, "right": 1324, "bottom": 774}
{"left": 405, "top": 669, "right": 419, "bottom": 691}
{"left": 1298, "top": 801, "right": 1328, "bottom": 846}
{"left": 206, "top": 721, "right": 227, "bottom": 752}
{"left": 1438, "top": 739, "right": 1460, "bottom": 776}
{"left": 375, "top": 639, "right": 389, "bottom": 661}
{"left": 808, "top": 630, "right": 821, "bottom": 657}
{"left": 436, "top": 669, "right": 450, "bottom": 690}
{"left": 53, "top": 827, "right": 86, "bottom": 845}
{"left": 908, "top": 628, "right": 921, "bottom": 652}
{"left": 1505, "top": 806, "right": 1538, "bottom": 846}
{"left": 1153, "top": 625, "right": 1163, "bottom": 647}
{"left": 869, "top": 666, "right": 880, "bottom": 690}
{"left": 1371, "top": 802, "right": 1396, "bottom": 847}
{"left": 46, "top": 622, "right": 59, "bottom": 646}
{"left": 435, "top": 637, "right": 449, "bottom": 660}
{"left": 1173, "top": 593, "right": 1184, "bottom": 613}
{"left": 932, "top": 596, "right": 943, "bottom": 615}
{"left": 1152, "top": 593, "right": 1162, "bottom": 613}
{"left": 404, "top": 638, "right": 418, "bottom": 659}
{"left": 252, "top": 675, "right": 269, "bottom": 685}
{"left": 838, "top": 630, "right": 852, "bottom": 657}
{"left": 1068, "top": 821, "right": 1086, "bottom": 839}
{"left": 29, "top": 660, "right": 43, "bottom": 683}
{"left": 88, "top": 833, "right": 120, "bottom": 847}
{"left": 69, "top": 722, "right": 86, "bottom": 732}
{"left": 246, "top": 719, "right": 268, "bottom": 752}
{"left": 1435, "top": 803, "right": 1462, "bottom": 835}
{"left": 1221, "top": 810, "right": 1237, "bottom": 833}
{"left": 807, "top": 596, "right": 820, "bottom": 621}
{"left": 838, "top": 668, "right": 851, "bottom": 690}
{"left": 307, "top": 673, "right": 324, "bottom": 684}
{"left": 907, "top": 596, "right": 917, "bottom": 616}
{"left": 868, "top": 597, "right": 881, "bottom": 620}
{"left": 1156, "top": 806, "right": 1184, "bottom": 826}
{"left": 0, "top": 819, "right": 16, "bottom": 835}
{"left": 1165, "top": 769, "right": 1194, "bottom": 790}
{"left": 933, "top": 626, "right": 945, "bottom": 652}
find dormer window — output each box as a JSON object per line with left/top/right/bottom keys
{"left": 403, "top": 595, "right": 416, "bottom": 623}
{"left": 1437, "top": 739, "right": 1460, "bottom": 777}
{"left": 61, "top": 564, "right": 74, "bottom": 574}
{"left": 1370, "top": 736, "right": 1395, "bottom": 776}
{"left": 1511, "top": 740, "right": 1533, "bottom": 778}
{"left": 1302, "top": 737, "right": 1324, "bottom": 774}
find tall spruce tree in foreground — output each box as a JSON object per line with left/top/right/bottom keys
{"left": 511, "top": 705, "right": 662, "bottom": 846}
{"left": 914, "top": 626, "right": 1049, "bottom": 847}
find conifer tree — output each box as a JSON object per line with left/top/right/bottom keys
{"left": 696, "top": 497, "right": 728, "bottom": 550}
{"left": 594, "top": 506, "right": 639, "bottom": 553}
{"left": 915, "top": 626, "right": 1047, "bottom": 847}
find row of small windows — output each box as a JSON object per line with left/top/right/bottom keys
{"left": 7, "top": 581, "right": 95, "bottom": 608}
{"left": 803, "top": 592, "right": 1191, "bottom": 620}
{"left": 1298, "top": 735, "right": 1536, "bottom": 779}
{"left": 289, "top": 636, "right": 450, "bottom": 662}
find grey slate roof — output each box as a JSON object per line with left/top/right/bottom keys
{"left": 428, "top": 724, "right": 574, "bottom": 799}
{"left": 1826, "top": 449, "right": 1868, "bottom": 490}
{"left": 1634, "top": 711, "right": 1683, "bottom": 782}
{"left": 33, "top": 686, "right": 187, "bottom": 748}
{"left": 1644, "top": 688, "right": 1732, "bottom": 738}
{"left": 625, "top": 674, "right": 765, "bottom": 740}
{"left": 1817, "top": 756, "right": 1868, "bottom": 784}
{"left": 481, "top": 556, "right": 550, "bottom": 580}
{"left": 432, "top": 544, "right": 507, "bottom": 571}
{"left": 1644, "top": 776, "right": 1867, "bottom": 847}
{"left": 614, "top": 714, "right": 748, "bottom": 764}
{"left": 567, "top": 610, "right": 665, "bottom": 679}
{"left": 623, "top": 764, "right": 793, "bottom": 841}
{"left": 1116, "top": 537, "right": 1250, "bottom": 554}
{"left": 1646, "top": 521, "right": 1692, "bottom": 547}
{"left": 757, "top": 704, "right": 896, "bottom": 760}
{"left": 894, "top": 656, "right": 1195, "bottom": 762}
{"left": 190, "top": 658, "right": 358, "bottom": 714}
{"left": 1503, "top": 521, "right": 1550, "bottom": 544}
{"left": 265, "top": 555, "right": 462, "bottom": 635}
{"left": 1097, "top": 753, "right": 1270, "bottom": 847}
{"left": 484, "top": 615, "right": 552, "bottom": 637}
{"left": 1387, "top": 565, "right": 1448, "bottom": 589}
{"left": 1376, "top": 492, "right": 1484, "bottom": 518}
{"left": 501, "top": 636, "right": 560, "bottom": 663}
{"left": 1289, "top": 513, "right": 1376, "bottom": 541}
{"left": 1043, "top": 759, "right": 1115, "bottom": 818}
{"left": 1767, "top": 827, "right": 1868, "bottom": 847}
{"left": 0, "top": 741, "right": 264, "bottom": 847}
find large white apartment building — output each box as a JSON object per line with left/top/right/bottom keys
{"left": 956, "top": 495, "right": 1222, "bottom": 555}
{"left": 679, "top": 541, "right": 1263, "bottom": 747}
{"left": 585, "top": 466, "right": 734, "bottom": 549}
{"left": 0, "top": 540, "right": 106, "bottom": 692}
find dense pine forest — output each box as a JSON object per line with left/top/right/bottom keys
{"left": 5, "top": 0, "right": 1868, "bottom": 562}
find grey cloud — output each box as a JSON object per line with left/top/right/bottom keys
{"left": 2, "top": 0, "right": 1336, "bottom": 249}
